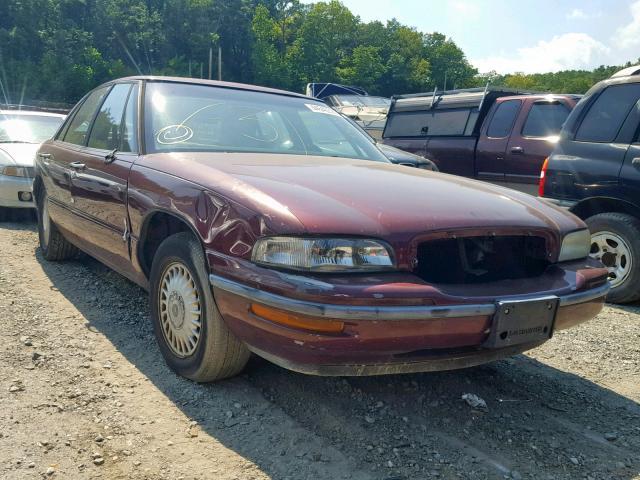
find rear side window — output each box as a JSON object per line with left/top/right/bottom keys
{"left": 522, "top": 102, "right": 570, "bottom": 137}
{"left": 63, "top": 87, "right": 109, "bottom": 146}
{"left": 487, "top": 100, "right": 521, "bottom": 138}
{"left": 575, "top": 84, "right": 640, "bottom": 143}
{"left": 88, "top": 83, "right": 132, "bottom": 150}
{"left": 385, "top": 108, "right": 475, "bottom": 137}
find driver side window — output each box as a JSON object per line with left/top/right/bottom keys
{"left": 88, "top": 83, "right": 136, "bottom": 151}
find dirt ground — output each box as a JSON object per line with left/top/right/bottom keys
{"left": 0, "top": 217, "right": 638, "bottom": 480}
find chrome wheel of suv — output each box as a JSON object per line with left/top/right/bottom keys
{"left": 586, "top": 212, "right": 640, "bottom": 304}
{"left": 590, "top": 231, "right": 632, "bottom": 288}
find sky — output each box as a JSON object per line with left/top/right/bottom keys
{"left": 303, "top": 0, "right": 640, "bottom": 74}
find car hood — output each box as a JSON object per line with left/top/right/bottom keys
{"left": 140, "top": 153, "right": 583, "bottom": 240}
{"left": 0, "top": 143, "right": 40, "bottom": 167}
{"left": 377, "top": 143, "right": 438, "bottom": 170}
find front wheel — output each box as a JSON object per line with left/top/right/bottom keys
{"left": 586, "top": 212, "right": 640, "bottom": 304}
{"left": 149, "top": 232, "right": 250, "bottom": 382}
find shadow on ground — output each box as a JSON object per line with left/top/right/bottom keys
{"left": 5, "top": 218, "right": 637, "bottom": 480}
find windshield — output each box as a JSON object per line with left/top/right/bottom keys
{"left": 0, "top": 113, "right": 63, "bottom": 143}
{"left": 334, "top": 95, "right": 391, "bottom": 108}
{"left": 144, "top": 82, "right": 387, "bottom": 162}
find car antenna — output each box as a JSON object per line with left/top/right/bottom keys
{"left": 431, "top": 86, "right": 437, "bottom": 109}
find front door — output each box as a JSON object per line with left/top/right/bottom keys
{"left": 70, "top": 82, "right": 140, "bottom": 273}
{"left": 503, "top": 99, "right": 573, "bottom": 195}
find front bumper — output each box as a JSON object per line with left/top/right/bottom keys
{"left": 210, "top": 272, "right": 609, "bottom": 376}
{"left": 0, "top": 175, "right": 35, "bottom": 208}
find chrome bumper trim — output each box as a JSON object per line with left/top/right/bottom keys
{"left": 558, "top": 282, "right": 609, "bottom": 306}
{"left": 210, "top": 274, "right": 609, "bottom": 321}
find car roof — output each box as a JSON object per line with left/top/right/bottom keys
{"left": 390, "top": 87, "right": 532, "bottom": 112}
{"left": 610, "top": 65, "right": 640, "bottom": 78}
{"left": 497, "top": 93, "right": 582, "bottom": 102}
{"left": 112, "top": 76, "right": 313, "bottom": 100}
{"left": 590, "top": 72, "right": 640, "bottom": 91}
{"left": 0, "top": 109, "right": 66, "bottom": 118}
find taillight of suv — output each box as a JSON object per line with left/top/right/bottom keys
{"left": 539, "top": 157, "right": 549, "bottom": 197}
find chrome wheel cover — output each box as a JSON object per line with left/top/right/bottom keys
{"left": 159, "top": 262, "right": 202, "bottom": 358}
{"left": 41, "top": 199, "right": 50, "bottom": 247}
{"left": 590, "top": 231, "right": 633, "bottom": 288}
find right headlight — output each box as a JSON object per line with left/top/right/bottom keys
{"left": 251, "top": 236, "right": 396, "bottom": 272}
{"left": 558, "top": 229, "right": 591, "bottom": 262}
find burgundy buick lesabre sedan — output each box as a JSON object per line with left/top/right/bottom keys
{"left": 34, "top": 77, "right": 609, "bottom": 382}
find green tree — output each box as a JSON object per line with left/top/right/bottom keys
{"left": 288, "top": 0, "right": 357, "bottom": 86}
{"left": 251, "top": 4, "right": 290, "bottom": 88}
{"left": 0, "top": 0, "right": 636, "bottom": 105}
{"left": 423, "top": 32, "right": 477, "bottom": 90}
{"left": 336, "top": 46, "right": 386, "bottom": 91}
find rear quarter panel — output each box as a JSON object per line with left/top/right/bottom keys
{"left": 422, "top": 136, "right": 478, "bottom": 177}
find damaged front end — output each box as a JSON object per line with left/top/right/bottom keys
{"left": 414, "top": 235, "right": 551, "bottom": 284}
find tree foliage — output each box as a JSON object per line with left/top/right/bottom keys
{"left": 0, "top": 0, "right": 634, "bottom": 105}
{"left": 476, "top": 63, "right": 639, "bottom": 94}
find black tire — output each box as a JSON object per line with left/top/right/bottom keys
{"left": 36, "top": 191, "right": 78, "bottom": 261}
{"left": 0, "top": 207, "right": 7, "bottom": 222}
{"left": 149, "top": 232, "right": 250, "bottom": 382}
{"left": 586, "top": 212, "right": 640, "bottom": 304}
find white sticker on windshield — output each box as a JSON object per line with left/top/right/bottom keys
{"left": 305, "top": 103, "right": 340, "bottom": 116}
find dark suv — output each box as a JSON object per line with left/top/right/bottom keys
{"left": 541, "top": 71, "right": 640, "bottom": 303}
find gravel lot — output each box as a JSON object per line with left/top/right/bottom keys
{"left": 0, "top": 218, "right": 638, "bottom": 480}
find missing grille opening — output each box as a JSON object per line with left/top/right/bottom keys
{"left": 414, "top": 235, "right": 549, "bottom": 284}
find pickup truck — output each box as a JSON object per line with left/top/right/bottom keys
{"left": 382, "top": 88, "right": 579, "bottom": 195}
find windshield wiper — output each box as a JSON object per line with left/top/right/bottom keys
{"left": 0, "top": 140, "right": 33, "bottom": 144}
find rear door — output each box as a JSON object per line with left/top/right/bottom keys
{"left": 476, "top": 99, "right": 522, "bottom": 183}
{"left": 70, "top": 82, "right": 140, "bottom": 272}
{"left": 547, "top": 83, "right": 640, "bottom": 199}
{"left": 504, "top": 98, "right": 573, "bottom": 194}
{"left": 39, "top": 86, "right": 110, "bottom": 227}
{"left": 619, "top": 100, "right": 640, "bottom": 206}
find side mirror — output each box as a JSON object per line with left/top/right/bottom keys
{"left": 104, "top": 148, "right": 117, "bottom": 164}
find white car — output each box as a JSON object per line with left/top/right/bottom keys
{"left": 0, "top": 110, "right": 65, "bottom": 220}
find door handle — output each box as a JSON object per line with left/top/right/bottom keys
{"left": 38, "top": 152, "right": 52, "bottom": 165}
{"left": 510, "top": 146, "right": 524, "bottom": 154}
{"left": 69, "top": 162, "right": 86, "bottom": 171}
{"left": 633, "top": 157, "right": 640, "bottom": 170}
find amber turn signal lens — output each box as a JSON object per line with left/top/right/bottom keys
{"left": 250, "top": 303, "right": 344, "bottom": 333}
